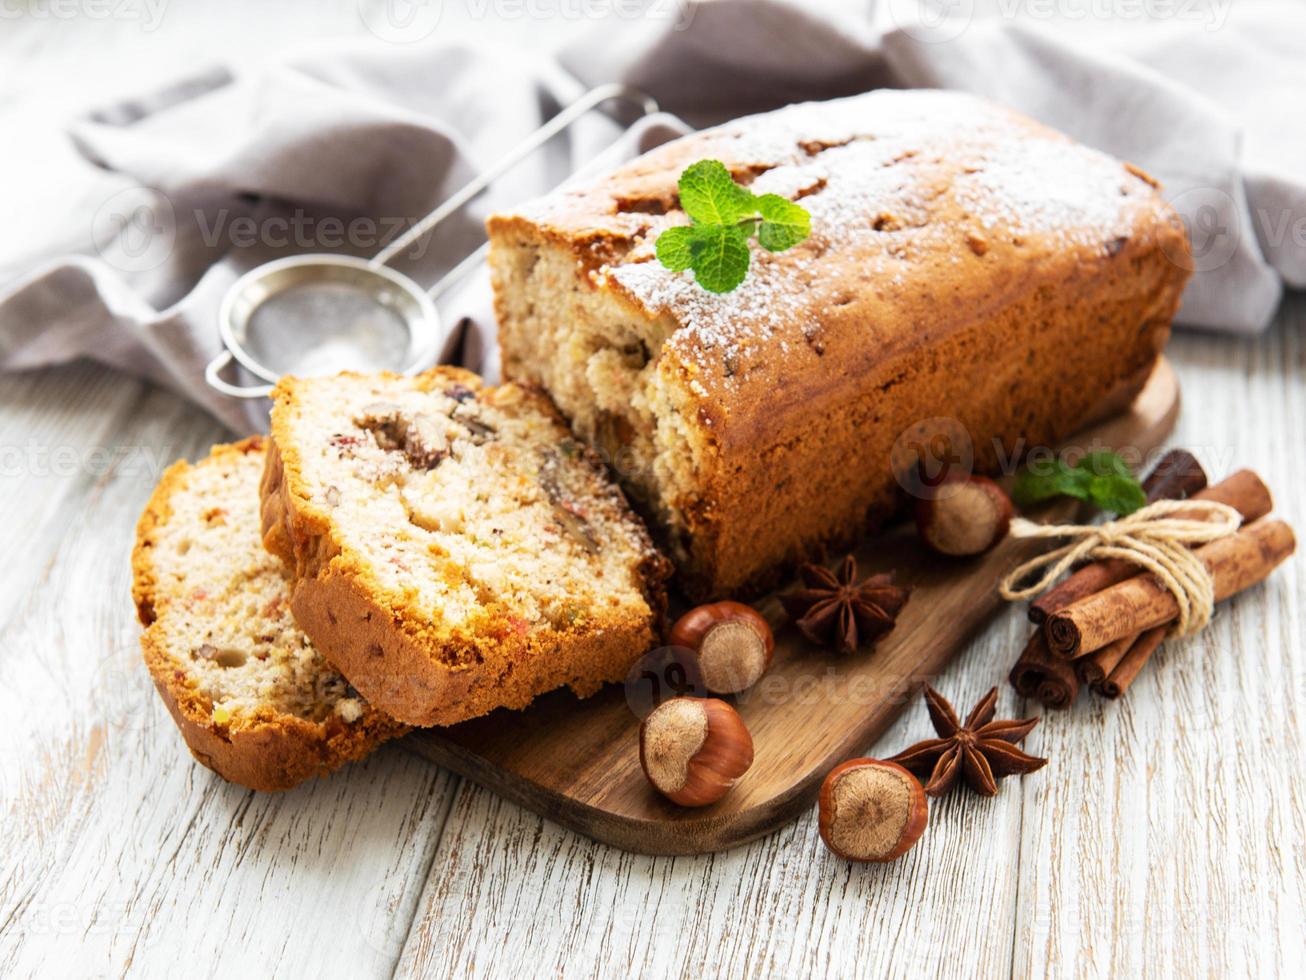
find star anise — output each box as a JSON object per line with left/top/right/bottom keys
{"left": 888, "top": 686, "right": 1046, "bottom": 797}
{"left": 779, "top": 555, "right": 911, "bottom": 654}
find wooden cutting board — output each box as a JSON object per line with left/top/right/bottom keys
{"left": 406, "top": 359, "right": 1180, "bottom": 855}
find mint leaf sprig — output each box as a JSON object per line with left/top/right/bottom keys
{"left": 655, "top": 160, "right": 811, "bottom": 294}
{"left": 1012, "top": 450, "right": 1147, "bottom": 515}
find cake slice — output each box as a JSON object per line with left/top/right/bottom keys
{"left": 487, "top": 89, "right": 1191, "bottom": 599}
{"left": 132, "top": 437, "right": 407, "bottom": 791}
{"left": 260, "top": 367, "right": 671, "bottom": 727}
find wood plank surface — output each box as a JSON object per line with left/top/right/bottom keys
{"left": 0, "top": 379, "right": 461, "bottom": 979}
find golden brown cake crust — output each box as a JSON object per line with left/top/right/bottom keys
{"left": 488, "top": 90, "right": 1192, "bottom": 598}
{"left": 133, "top": 437, "right": 408, "bottom": 792}
{"left": 262, "top": 369, "right": 671, "bottom": 728}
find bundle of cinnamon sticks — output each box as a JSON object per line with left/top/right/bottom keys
{"left": 1010, "top": 449, "right": 1296, "bottom": 708}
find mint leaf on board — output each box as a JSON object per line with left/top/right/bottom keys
{"left": 1012, "top": 451, "right": 1146, "bottom": 515}
{"left": 1012, "top": 459, "right": 1092, "bottom": 506}
{"left": 1088, "top": 473, "right": 1148, "bottom": 515}
{"left": 755, "top": 193, "right": 812, "bottom": 252}
{"left": 655, "top": 159, "right": 812, "bottom": 293}
{"left": 1077, "top": 450, "right": 1134, "bottom": 479}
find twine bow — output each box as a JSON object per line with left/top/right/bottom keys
{"left": 998, "top": 499, "right": 1242, "bottom": 637}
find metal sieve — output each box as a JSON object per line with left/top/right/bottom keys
{"left": 205, "top": 83, "right": 659, "bottom": 399}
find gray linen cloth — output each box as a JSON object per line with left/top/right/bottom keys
{"left": 2, "top": 0, "right": 1302, "bottom": 433}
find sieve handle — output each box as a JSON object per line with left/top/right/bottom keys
{"left": 204, "top": 350, "right": 274, "bottom": 399}
{"left": 369, "top": 82, "right": 658, "bottom": 271}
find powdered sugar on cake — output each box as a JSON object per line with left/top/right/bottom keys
{"left": 953, "top": 137, "right": 1146, "bottom": 248}
{"left": 600, "top": 89, "right": 1151, "bottom": 380}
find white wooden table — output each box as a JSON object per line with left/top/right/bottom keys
{"left": 2, "top": 7, "right": 1303, "bottom": 978}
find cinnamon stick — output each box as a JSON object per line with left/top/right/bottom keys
{"left": 1029, "top": 467, "right": 1272, "bottom": 623}
{"left": 1074, "top": 634, "right": 1134, "bottom": 687}
{"left": 1169, "top": 468, "right": 1274, "bottom": 523}
{"left": 1014, "top": 450, "right": 1202, "bottom": 707}
{"left": 1045, "top": 519, "right": 1296, "bottom": 658}
{"left": 1094, "top": 627, "right": 1167, "bottom": 699}
{"left": 1009, "top": 631, "right": 1080, "bottom": 709}
{"left": 1029, "top": 450, "right": 1208, "bottom": 623}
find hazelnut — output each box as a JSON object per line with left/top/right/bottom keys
{"left": 914, "top": 475, "right": 1013, "bottom": 556}
{"left": 639, "top": 697, "right": 753, "bottom": 807}
{"left": 818, "top": 758, "right": 928, "bottom": 862}
{"left": 669, "top": 601, "right": 774, "bottom": 694}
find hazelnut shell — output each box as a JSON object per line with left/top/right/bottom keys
{"left": 639, "top": 697, "right": 754, "bottom": 807}
{"left": 818, "top": 758, "right": 929, "bottom": 862}
{"left": 669, "top": 601, "right": 774, "bottom": 694}
{"left": 914, "top": 475, "right": 1013, "bottom": 556}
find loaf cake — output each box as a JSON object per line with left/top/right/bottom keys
{"left": 261, "top": 367, "right": 671, "bottom": 727}
{"left": 132, "top": 437, "right": 407, "bottom": 791}
{"left": 487, "top": 89, "right": 1191, "bottom": 599}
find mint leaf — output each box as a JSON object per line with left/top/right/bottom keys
{"left": 1076, "top": 451, "right": 1133, "bottom": 479}
{"left": 1075, "top": 452, "right": 1145, "bottom": 513}
{"left": 1088, "top": 473, "right": 1147, "bottom": 515}
{"left": 1013, "top": 450, "right": 1146, "bottom": 515}
{"left": 690, "top": 225, "right": 751, "bottom": 293}
{"left": 654, "top": 225, "right": 699, "bottom": 273}
{"left": 755, "top": 193, "right": 811, "bottom": 252}
{"left": 677, "top": 160, "right": 755, "bottom": 226}
{"left": 1013, "top": 459, "right": 1092, "bottom": 507}
{"left": 654, "top": 160, "right": 813, "bottom": 293}
{"left": 655, "top": 224, "right": 750, "bottom": 293}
